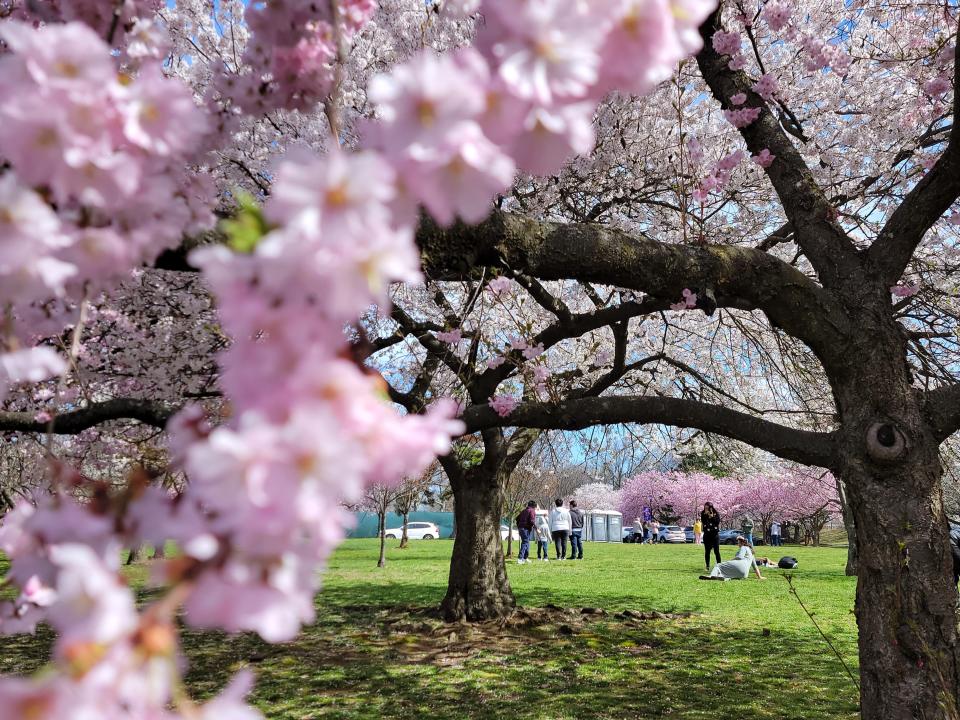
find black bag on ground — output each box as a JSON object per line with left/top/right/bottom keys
{"left": 778, "top": 556, "right": 798, "bottom": 569}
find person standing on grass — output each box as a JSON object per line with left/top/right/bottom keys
{"left": 569, "top": 499, "right": 584, "bottom": 560}
{"left": 650, "top": 519, "right": 660, "bottom": 544}
{"left": 535, "top": 512, "right": 551, "bottom": 561}
{"left": 701, "top": 502, "right": 722, "bottom": 572}
{"left": 693, "top": 517, "right": 703, "bottom": 545}
{"left": 549, "top": 498, "right": 571, "bottom": 560}
{"left": 516, "top": 500, "right": 537, "bottom": 564}
{"left": 769, "top": 520, "right": 782, "bottom": 547}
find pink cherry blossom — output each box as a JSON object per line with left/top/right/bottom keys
{"left": 670, "top": 288, "right": 698, "bottom": 311}
{"left": 489, "top": 394, "right": 519, "bottom": 417}
{"left": 890, "top": 284, "right": 919, "bottom": 298}
{"left": 924, "top": 75, "right": 952, "bottom": 97}
{"left": 122, "top": 64, "right": 209, "bottom": 156}
{"left": 752, "top": 148, "right": 776, "bottom": 168}
{"left": 487, "top": 355, "right": 507, "bottom": 369}
{"left": 727, "top": 53, "right": 747, "bottom": 71}
{"left": 751, "top": 73, "right": 779, "bottom": 101}
{"left": 509, "top": 103, "right": 596, "bottom": 177}
{"left": 436, "top": 329, "right": 464, "bottom": 344}
{"left": 730, "top": 92, "right": 747, "bottom": 106}
{"left": 481, "top": 0, "right": 605, "bottom": 105}
{"left": 487, "top": 276, "right": 514, "bottom": 295}
{"left": 522, "top": 343, "right": 545, "bottom": 360}
{"left": 762, "top": 1, "right": 792, "bottom": 32}
{"left": 724, "top": 106, "right": 762, "bottom": 128}
{"left": 712, "top": 30, "right": 742, "bottom": 56}
{"left": 367, "top": 49, "right": 488, "bottom": 153}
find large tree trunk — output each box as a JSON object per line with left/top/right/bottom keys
{"left": 836, "top": 475, "right": 859, "bottom": 576}
{"left": 834, "top": 328, "right": 960, "bottom": 718}
{"left": 440, "top": 466, "right": 515, "bottom": 622}
{"left": 377, "top": 511, "right": 387, "bottom": 568}
{"left": 400, "top": 511, "right": 409, "bottom": 549}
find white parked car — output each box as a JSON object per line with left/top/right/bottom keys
{"left": 500, "top": 524, "right": 520, "bottom": 541}
{"left": 384, "top": 521, "right": 440, "bottom": 540}
{"left": 659, "top": 525, "right": 687, "bottom": 543}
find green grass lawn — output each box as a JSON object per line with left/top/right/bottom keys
{"left": 0, "top": 540, "right": 860, "bottom": 719}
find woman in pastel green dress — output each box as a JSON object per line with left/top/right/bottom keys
{"left": 700, "top": 537, "right": 765, "bottom": 580}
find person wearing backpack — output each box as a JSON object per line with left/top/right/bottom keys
{"left": 515, "top": 500, "right": 537, "bottom": 564}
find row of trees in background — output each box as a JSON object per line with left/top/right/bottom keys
{"left": 618, "top": 470, "right": 839, "bottom": 545}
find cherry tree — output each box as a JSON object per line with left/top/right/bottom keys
{"left": 416, "top": 2, "right": 960, "bottom": 713}
{"left": 572, "top": 481, "right": 621, "bottom": 512}
{"left": 0, "top": 1, "right": 722, "bottom": 716}
{"left": 1, "top": 0, "right": 958, "bottom": 716}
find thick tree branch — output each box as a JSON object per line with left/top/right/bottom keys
{"left": 696, "top": 9, "right": 861, "bottom": 288}
{"left": 0, "top": 399, "right": 177, "bottom": 435}
{"left": 460, "top": 395, "right": 836, "bottom": 467}
{"left": 417, "top": 211, "right": 851, "bottom": 373}
{"left": 923, "top": 382, "right": 960, "bottom": 441}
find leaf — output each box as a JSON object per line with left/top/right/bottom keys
{"left": 220, "top": 190, "right": 271, "bottom": 254}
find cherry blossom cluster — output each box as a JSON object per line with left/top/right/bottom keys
{"left": 214, "top": 0, "right": 377, "bottom": 115}
{"left": 0, "top": 0, "right": 718, "bottom": 715}
{"left": 0, "top": 20, "right": 213, "bottom": 340}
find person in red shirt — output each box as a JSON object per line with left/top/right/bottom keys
{"left": 516, "top": 500, "right": 537, "bottom": 564}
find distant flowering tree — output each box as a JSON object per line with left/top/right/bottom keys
{"left": 572, "top": 482, "right": 622, "bottom": 512}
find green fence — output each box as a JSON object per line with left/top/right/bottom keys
{"left": 348, "top": 511, "right": 455, "bottom": 539}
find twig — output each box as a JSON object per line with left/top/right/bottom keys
{"left": 785, "top": 573, "right": 860, "bottom": 692}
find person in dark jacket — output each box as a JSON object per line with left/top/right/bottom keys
{"left": 701, "top": 502, "right": 722, "bottom": 572}
{"left": 516, "top": 500, "right": 537, "bottom": 564}
{"left": 569, "top": 500, "right": 585, "bottom": 560}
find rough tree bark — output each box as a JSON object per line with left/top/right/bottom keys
{"left": 440, "top": 464, "right": 514, "bottom": 622}
{"left": 829, "top": 295, "right": 960, "bottom": 718}
{"left": 400, "top": 511, "right": 409, "bottom": 549}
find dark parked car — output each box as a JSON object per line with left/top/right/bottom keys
{"left": 718, "top": 529, "right": 741, "bottom": 545}
{"left": 718, "top": 529, "right": 765, "bottom": 545}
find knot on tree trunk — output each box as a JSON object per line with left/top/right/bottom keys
{"left": 865, "top": 421, "right": 909, "bottom": 463}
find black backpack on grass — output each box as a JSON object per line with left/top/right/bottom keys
{"left": 778, "top": 556, "right": 798, "bottom": 569}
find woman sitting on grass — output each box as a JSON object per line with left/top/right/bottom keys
{"left": 700, "top": 537, "right": 765, "bottom": 581}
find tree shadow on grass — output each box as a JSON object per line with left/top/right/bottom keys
{"left": 174, "top": 583, "right": 859, "bottom": 720}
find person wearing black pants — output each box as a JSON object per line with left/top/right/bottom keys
{"left": 568, "top": 500, "right": 584, "bottom": 559}
{"left": 700, "top": 502, "right": 722, "bottom": 572}
{"left": 549, "top": 498, "right": 572, "bottom": 560}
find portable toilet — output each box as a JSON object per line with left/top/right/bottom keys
{"left": 605, "top": 511, "right": 623, "bottom": 543}
{"left": 587, "top": 511, "right": 609, "bottom": 542}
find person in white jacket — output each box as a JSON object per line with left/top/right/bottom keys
{"left": 548, "top": 498, "right": 572, "bottom": 560}
{"left": 535, "top": 513, "right": 551, "bottom": 561}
